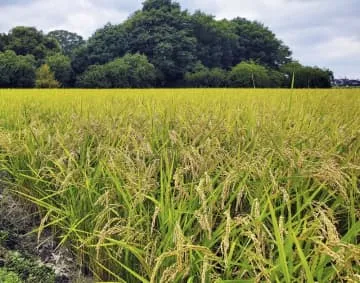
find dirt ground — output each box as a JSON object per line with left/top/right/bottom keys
{"left": 0, "top": 171, "right": 92, "bottom": 283}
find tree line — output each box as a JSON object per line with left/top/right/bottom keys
{"left": 0, "top": 0, "right": 333, "bottom": 88}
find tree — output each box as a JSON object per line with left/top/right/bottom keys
{"left": 228, "top": 61, "right": 270, "bottom": 88}
{"left": 35, "top": 64, "right": 60, "bottom": 88}
{"left": 231, "top": 18, "right": 291, "bottom": 68}
{"left": 5, "top": 27, "right": 60, "bottom": 63}
{"left": 67, "top": 0, "right": 300, "bottom": 87}
{"left": 190, "top": 12, "right": 238, "bottom": 69}
{"left": 46, "top": 53, "right": 73, "bottom": 87}
{"left": 48, "top": 30, "right": 85, "bottom": 56}
{"left": 0, "top": 50, "right": 36, "bottom": 88}
{"left": 184, "top": 64, "right": 228, "bottom": 87}
{"left": 76, "top": 64, "right": 110, "bottom": 88}
{"left": 77, "top": 53, "right": 156, "bottom": 88}
{"left": 142, "top": 0, "right": 180, "bottom": 11}
{"left": 87, "top": 23, "right": 129, "bottom": 65}
{"left": 122, "top": 53, "right": 158, "bottom": 87}
{"left": 126, "top": 0, "right": 197, "bottom": 85}
{"left": 280, "top": 62, "right": 332, "bottom": 88}
{"left": 1, "top": 1, "right": 336, "bottom": 89}
{"left": 71, "top": 46, "right": 91, "bottom": 75}
{"left": 267, "top": 69, "right": 285, "bottom": 88}
{"left": 301, "top": 67, "right": 332, "bottom": 88}
{"left": 70, "top": 23, "right": 129, "bottom": 75}
{"left": 0, "top": 33, "right": 8, "bottom": 52}
{"left": 280, "top": 61, "right": 302, "bottom": 87}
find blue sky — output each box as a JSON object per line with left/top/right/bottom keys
{"left": 0, "top": 0, "right": 359, "bottom": 79}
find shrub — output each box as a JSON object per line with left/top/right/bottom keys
{"left": 185, "top": 66, "right": 227, "bottom": 87}
{"left": 35, "top": 64, "right": 60, "bottom": 88}
{"left": 267, "top": 69, "right": 286, "bottom": 88}
{"left": 46, "top": 53, "right": 73, "bottom": 87}
{"left": 281, "top": 61, "right": 333, "bottom": 88}
{"left": 228, "top": 61, "right": 270, "bottom": 88}
{"left": 77, "top": 53, "right": 156, "bottom": 88}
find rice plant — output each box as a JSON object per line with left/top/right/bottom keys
{"left": 0, "top": 89, "right": 359, "bottom": 282}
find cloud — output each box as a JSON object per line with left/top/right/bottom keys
{"left": 0, "top": 0, "right": 359, "bottom": 78}
{"left": 0, "top": 0, "right": 134, "bottom": 36}
{"left": 0, "top": 0, "right": 32, "bottom": 5}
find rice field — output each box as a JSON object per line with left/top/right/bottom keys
{"left": 0, "top": 89, "right": 359, "bottom": 282}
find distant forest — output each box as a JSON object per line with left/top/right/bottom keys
{"left": 0, "top": 0, "right": 333, "bottom": 88}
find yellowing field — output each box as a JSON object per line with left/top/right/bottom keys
{"left": 0, "top": 89, "right": 360, "bottom": 282}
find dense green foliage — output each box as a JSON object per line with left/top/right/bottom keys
{"left": 0, "top": 33, "right": 8, "bottom": 52}
{"left": 5, "top": 27, "right": 59, "bottom": 63}
{"left": 184, "top": 61, "right": 286, "bottom": 88}
{"left": 228, "top": 61, "right": 270, "bottom": 88}
{"left": 48, "top": 29, "right": 85, "bottom": 56}
{"left": 35, "top": 64, "right": 60, "bottom": 88}
{"left": 126, "top": 1, "right": 197, "bottom": 85}
{"left": 0, "top": 89, "right": 359, "bottom": 282}
{"left": 0, "top": 251, "right": 55, "bottom": 283}
{"left": 0, "top": 0, "right": 333, "bottom": 88}
{"left": 191, "top": 12, "right": 237, "bottom": 69}
{"left": 71, "top": 24, "right": 129, "bottom": 74}
{"left": 0, "top": 268, "right": 22, "bottom": 283}
{"left": 184, "top": 64, "right": 228, "bottom": 87}
{"left": 281, "top": 61, "right": 333, "bottom": 88}
{"left": 46, "top": 53, "right": 73, "bottom": 87}
{"left": 231, "top": 18, "right": 291, "bottom": 68}
{"left": 77, "top": 53, "right": 156, "bottom": 88}
{"left": 0, "top": 50, "right": 36, "bottom": 87}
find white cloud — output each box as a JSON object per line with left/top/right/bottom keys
{"left": 0, "top": 0, "right": 132, "bottom": 36}
{"left": 315, "top": 36, "right": 360, "bottom": 60}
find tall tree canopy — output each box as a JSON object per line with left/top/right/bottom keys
{"left": 71, "top": 24, "right": 129, "bottom": 74}
{"left": 190, "top": 12, "right": 238, "bottom": 69}
{"left": 125, "top": 0, "right": 197, "bottom": 85}
{"left": 0, "top": 33, "right": 8, "bottom": 52}
{"left": 0, "top": 0, "right": 333, "bottom": 88}
{"left": 231, "top": 18, "right": 292, "bottom": 68}
{"left": 142, "top": 0, "right": 181, "bottom": 11}
{"left": 48, "top": 30, "right": 85, "bottom": 56}
{"left": 0, "top": 50, "right": 36, "bottom": 88}
{"left": 5, "top": 27, "right": 60, "bottom": 62}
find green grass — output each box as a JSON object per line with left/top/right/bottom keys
{"left": 0, "top": 268, "right": 22, "bottom": 283}
{"left": 0, "top": 89, "right": 359, "bottom": 282}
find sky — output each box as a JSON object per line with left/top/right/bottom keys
{"left": 0, "top": 0, "right": 359, "bottom": 79}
